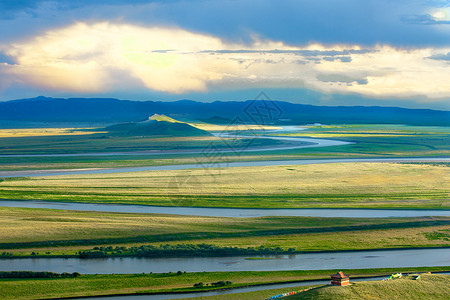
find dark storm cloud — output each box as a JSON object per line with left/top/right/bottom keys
{"left": 1, "top": 0, "right": 450, "bottom": 47}
{"left": 1, "top": 0, "right": 450, "bottom": 107}
{"left": 401, "top": 14, "right": 450, "bottom": 25}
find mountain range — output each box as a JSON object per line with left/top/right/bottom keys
{"left": 0, "top": 96, "right": 448, "bottom": 126}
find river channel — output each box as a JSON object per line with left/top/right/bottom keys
{"left": 1, "top": 157, "right": 449, "bottom": 178}
{"left": 0, "top": 200, "right": 449, "bottom": 218}
{"left": 1, "top": 248, "right": 448, "bottom": 274}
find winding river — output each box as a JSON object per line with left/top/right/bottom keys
{"left": 0, "top": 126, "right": 350, "bottom": 158}
{"left": 0, "top": 125, "right": 447, "bottom": 179}
{"left": 0, "top": 126, "right": 449, "bottom": 298}
{"left": 1, "top": 157, "right": 449, "bottom": 178}
{"left": 0, "top": 200, "right": 448, "bottom": 218}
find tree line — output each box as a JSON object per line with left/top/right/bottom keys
{"left": 79, "top": 243, "right": 296, "bottom": 258}
{"left": 0, "top": 271, "right": 80, "bottom": 278}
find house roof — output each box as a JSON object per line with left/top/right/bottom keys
{"left": 331, "top": 271, "right": 349, "bottom": 278}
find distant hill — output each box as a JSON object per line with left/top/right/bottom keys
{"left": 0, "top": 96, "right": 448, "bottom": 126}
{"left": 287, "top": 274, "right": 449, "bottom": 300}
{"left": 104, "top": 114, "right": 211, "bottom": 137}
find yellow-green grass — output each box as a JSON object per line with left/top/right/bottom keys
{"left": 5, "top": 225, "right": 449, "bottom": 257}
{"left": 149, "top": 114, "right": 182, "bottom": 123}
{"left": 0, "top": 123, "right": 281, "bottom": 156}
{"left": 0, "top": 123, "right": 448, "bottom": 172}
{"left": 273, "top": 124, "right": 450, "bottom": 157}
{"left": 1, "top": 162, "right": 448, "bottom": 209}
{"left": 0, "top": 133, "right": 233, "bottom": 155}
{"left": 0, "top": 154, "right": 303, "bottom": 172}
{"left": 0, "top": 128, "right": 106, "bottom": 138}
{"left": 287, "top": 273, "right": 450, "bottom": 300}
{"left": 0, "top": 268, "right": 448, "bottom": 300}
{"left": 0, "top": 207, "right": 448, "bottom": 256}
{"left": 145, "top": 225, "right": 450, "bottom": 252}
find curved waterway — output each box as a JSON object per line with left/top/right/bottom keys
{"left": 0, "top": 249, "right": 448, "bottom": 274}
{"left": 1, "top": 157, "right": 449, "bottom": 178}
{"left": 0, "top": 200, "right": 449, "bottom": 218}
{"left": 0, "top": 126, "right": 350, "bottom": 158}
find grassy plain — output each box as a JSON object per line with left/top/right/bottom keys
{"left": 0, "top": 123, "right": 448, "bottom": 299}
{"left": 0, "top": 162, "right": 448, "bottom": 209}
{"left": 0, "top": 128, "right": 106, "bottom": 138}
{"left": 274, "top": 124, "right": 450, "bottom": 157}
{"left": 0, "top": 207, "right": 448, "bottom": 256}
{"left": 0, "top": 133, "right": 272, "bottom": 155}
{"left": 287, "top": 273, "right": 450, "bottom": 300}
{"left": 0, "top": 123, "right": 448, "bottom": 171}
{"left": 0, "top": 268, "right": 448, "bottom": 300}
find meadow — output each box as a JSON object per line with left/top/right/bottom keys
{"left": 287, "top": 273, "right": 450, "bottom": 300}
{"left": 0, "top": 123, "right": 448, "bottom": 299}
{"left": 0, "top": 162, "right": 448, "bottom": 209}
{"left": 0, "top": 207, "right": 448, "bottom": 257}
{"left": 0, "top": 123, "right": 448, "bottom": 172}
{"left": 0, "top": 267, "right": 448, "bottom": 300}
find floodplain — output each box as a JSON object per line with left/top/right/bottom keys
{"left": 0, "top": 122, "right": 448, "bottom": 299}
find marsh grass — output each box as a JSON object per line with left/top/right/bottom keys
{"left": 287, "top": 274, "right": 450, "bottom": 300}
{"left": 0, "top": 123, "right": 448, "bottom": 171}
{"left": 0, "top": 268, "right": 448, "bottom": 300}
{"left": 0, "top": 207, "right": 448, "bottom": 256}
{"left": 1, "top": 162, "right": 448, "bottom": 209}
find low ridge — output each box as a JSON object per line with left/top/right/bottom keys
{"left": 104, "top": 114, "right": 211, "bottom": 137}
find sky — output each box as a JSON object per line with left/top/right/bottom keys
{"left": 0, "top": 0, "right": 449, "bottom": 109}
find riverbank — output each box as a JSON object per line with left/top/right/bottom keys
{"left": 1, "top": 248, "right": 449, "bottom": 274}
{"left": 0, "top": 267, "right": 448, "bottom": 300}
{"left": 0, "top": 207, "right": 448, "bottom": 257}
{"left": 0, "top": 161, "right": 449, "bottom": 209}
{"left": 286, "top": 273, "right": 450, "bottom": 300}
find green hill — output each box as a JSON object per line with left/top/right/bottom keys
{"left": 287, "top": 274, "right": 449, "bottom": 300}
{"left": 104, "top": 114, "right": 211, "bottom": 137}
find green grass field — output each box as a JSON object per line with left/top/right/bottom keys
{"left": 286, "top": 273, "right": 450, "bottom": 300}
{"left": 0, "top": 207, "right": 448, "bottom": 257}
{"left": 0, "top": 268, "right": 448, "bottom": 300}
{"left": 1, "top": 162, "right": 448, "bottom": 209}
{"left": 0, "top": 123, "right": 449, "bottom": 299}
{"left": 0, "top": 123, "right": 448, "bottom": 172}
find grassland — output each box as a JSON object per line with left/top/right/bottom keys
{"left": 0, "top": 122, "right": 281, "bottom": 156}
{"left": 0, "top": 207, "right": 448, "bottom": 257}
{"left": 287, "top": 273, "right": 450, "bottom": 300}
{"left": 0, "top": 128, "right": 106, "bottom": 138}
{"left": 0, "top": 162, "right": 448, "bottom": 209}
{"left": 0, "top": 268, "right": 448, "bottom": 300}
{"left": 0, "top": 123, "right": 448, "bottom": 299}
{"left": 0, "top": 123, "right": 448, "bottom": 172}
{"left": 0, "top": 132, "right": 285, "bottom": 155}
{"left": 273, "top": 124, "right": 450, "bottom": 157}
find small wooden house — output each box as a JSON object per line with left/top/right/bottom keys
{"left": 331, "top": 271, "right": 350, "bottom": 286}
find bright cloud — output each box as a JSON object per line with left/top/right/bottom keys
{"left": 1, "top": 22, "right": 450, "bottom": 99}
